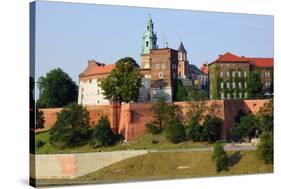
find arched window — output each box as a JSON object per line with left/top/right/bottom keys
{"left": 146, "top": 41, "right": 148, "bottom": 47}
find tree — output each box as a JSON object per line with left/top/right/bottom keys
{"left": 37, "top": 68, "right": 78, "bottom": 108}
{"left": 100, "top": 57, "right": 142, "bottom": 103}
{"left": 91, "top": 116, "right": 116, "bottom": 147}
{"left": 36, "top": 108, "right": 45, "bottom": 129}
{"left": 175, "top": 80, "right": 188, "bottom": 101}
{"left": 232, "top": 115, "right": 258, "bottom": 142}
{"left": 186, "top": 84, "right": 207, "bottom": 101}
{"left": 186, "top": 117, "right": 203, "bottom": 141}
{"left": 145, "top": 122, "right": 161, "bottom": 135}
{"left": 257, "top": 132, "right": 273, "bottom": 164}
{"left": 202, "top": 115, "right": 222, "bottom": 142}
{"left": 49, "top": 104, "right": 91, "bottom": 148}
{"left": 212, "top": 141, "right": 228, "bottom": 172}
{"left": 256, "top": 100, "right": 273, "bottom": 133}
{"left": 165, "top": 119, "right": 186, "bottom": 143}
{"left": 248, "top": 71, "right": 263, "bottom": 98}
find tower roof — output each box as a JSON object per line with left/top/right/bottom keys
{"left": 178, "top": 41, "right": 187, "bottom": 53}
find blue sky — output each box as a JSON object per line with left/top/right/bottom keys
{"left": 34, "top": 1, "right": 273, "bottom": 96}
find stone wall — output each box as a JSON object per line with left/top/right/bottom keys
{"left": 38, "top": 100, "right": 270, "bottom": 141}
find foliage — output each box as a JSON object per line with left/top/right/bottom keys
{"left": 36, "top": 108, "right": 45, "bottom": 129}
{"left": 175, "top": 79, "right": 188, "bottom": 101}
{"left": 145, "top": 122, "right": 162, "bottom": 134}
{"left": 212, "top": 141, "right": 228, "bottom": 172}
{"left": 234, "top": 109, "right": 246, "bottom": 124}
{"left": 186, "top": 84, "right": 207, "bottom": 101}
{"left": 185, "top": 99, "right": 208, "bottom": 124}
{"left": 91, "top": 116, "right": 116, "bottom": 147}
{"left": 100, "top": 57, "right": 142, "bottom": 103}
{"left": 152, "top": 96, "right": 179, "bottom": 130}
{"left": 186, "top": 117, "right": 203, "bottom": 141}
{"left": 248, "top": 71, "right": 263, "bottom": 98}
{"left": 165, "top": 119, "right": 186, "bottom": 143}
{"left": 37, "top": 68, "right": 78, "bottom": 108}
{"left": 256, "top": 100, "right": 273, "bottom": 132}
{"left": 49, "top": 104, "right": 92, "bottom": 148}
{"left": 202, "top": 115, "right": 222, "bottom": 142}
{"left": 257, "top": 132, "right": 273, "bottom": 164}
{"left": 233, "top": 115, "right": 258, "bottom": 141}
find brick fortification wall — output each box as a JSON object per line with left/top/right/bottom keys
{"left": 39, "top": 99, "right": 270, "bottom": 141}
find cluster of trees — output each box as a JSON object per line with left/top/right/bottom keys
{"left": 49, "top": 104, "right": 119, "bottom": 149}
{"left": 228, "top": 100, "right": 273, "bottom": 164}
{"left": 146, "top": 95, "right": 222, "bottom": 144}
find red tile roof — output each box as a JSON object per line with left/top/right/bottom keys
{"left": 216, "top": 52, "right": 248, "bottom": 62}
{"left": 246, "top": 57, "right": 273, "bottom": 67}
{"left": 200, "top": 63, "right": 208, "bottom": 74}
{"left": 80, "top": 63, "right": 115, "bottom": 77}
{"left": 210, "top": 52, "right": 273, "bottom": 68}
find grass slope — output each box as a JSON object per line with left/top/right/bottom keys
{"left": 35, "top": 131, "right": 210, "bottom": 154}
{"left": 79, "top": 151, "right": 273, "bottom": 182}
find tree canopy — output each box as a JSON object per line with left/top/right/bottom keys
{"left": 49, "top": 104, "right": 91, "bottom": 148}
{"left": 100, "top": 57, "right": 142, "bottom": 103}
{"left": 37, "top": 68, "right": 78, "bottom": 108}
{"left": 248, "top": 71, "right": 263, "bottom": 98}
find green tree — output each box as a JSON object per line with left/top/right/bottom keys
{"left": 37, "top": 68, "right": 78, "bottom": 108}
{"left": 186, "top": 117, "right": 203, "bottom": 141}
{"left": 232, "top": 115, "right": 258, "bottom": 142}
{"left": 212, "top": 141, "right": 228, "bottom": 172}
{"left": 91, "top": 116, "right": 116, "bottom": 147}
{"left": 100, "top": 57, "right": 142, "bottom": 103}
{"left": 202, "top": 115, "right": 222, "bottom": 142}
{"left": 257, "top": 132, "right": 273, "bottom": 164}
{"left": 175, "top": 80, "right": 188, "bottom": 101}
{"left": 248, "top": 71, "right": 263, "bottom": 98}
{"left": 145, "top": 122, "right": 161, "bottom": 135}
{"left": 36, "top": 108, "right": 45, "bottom": 129}
{"left": 165, "top": 119, "right": 186, "bottom": 143}
{"left": 49, "top": 104, "right": 91, "bottom": 148}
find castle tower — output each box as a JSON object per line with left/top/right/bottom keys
{"left": 141, "top": 15, "right": 158, "bottom": 69}
{"left": 177, "top": 41, "right": 189, "bottom": 79}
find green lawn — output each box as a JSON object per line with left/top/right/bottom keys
{"left": 35, "top": 131, "right": 211, "bottom": 154}
{"left": 78, "top": 150, "right": 273, "bottom": 183}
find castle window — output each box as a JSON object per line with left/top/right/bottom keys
{"left": 156, "top": 63, "right": 160, "bottom": 69}
{"left": 239, "top": 92, "right": 242, "bottom": 99}
{"left": 265, "top": 82, "right": 271, "bottom": 88}
{"left": 227, "top": 93, "right": 231, "bottom": 99}
{"left": 226, "top": 71, "right": 230, "bottom": 77}
{"left": 220, "top": 72, "right": 223, "bottom": 77}
{"left": 238, "top": 82, "right": 242, "bottom": 88}
{"left": 221, "top": 92, "right": 224, "bottom": 99}
{"left": 146, "top": 41, "right": 148, "bottom": 47}
{"left": 82, "top": 88, "right": 84, "bottom": 92}
{"left": 97, "top": 90, "right": 99, "bottom": 94}
{"left": 226, "top": 82, "right": 230, "bottom": 89}
{"left": 238, "top": 71, "right": 241, "bottom": 77}
{"left": 244, "top": 92, "right": 248, "bottom": 98}
{"left": 232, "top": 82, "right": 235, "bottom": 88}
{"left": 244, "top": 82, "right": 247, "bottom": 88}
{"left": 159, "top": 72, "right": 163, "bottom": 79}
{"left": 97, "top": 100, "right": 99, "bottom": 104}
{"left": 89, "top": 79, "right": 92, "bottom": 83}
{"left": 220, "top": 82, "right": 224, "bottom": 89}
{"left": 162, "top": 63, "right": 165, "bottom": 69}
{"left": 244, "top": 71, "right": 247, "bottom": 77}
{"left": 232, "top": 71, "right": 235, "bottom": 77}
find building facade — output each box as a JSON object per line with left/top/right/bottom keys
{"left": 209, "top": 52, "right": 273, "bottom": 99}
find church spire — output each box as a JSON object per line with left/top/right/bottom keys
{"left": 141, "top": 14, "right": 158, "bottom": 54}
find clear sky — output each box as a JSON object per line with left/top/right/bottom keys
{"left": 34, "top": 1, "right": 273, "bottom": 97}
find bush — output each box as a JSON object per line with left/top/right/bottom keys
{"left": 212, "top": 141, "right": 228, "bottom": 172}
{"left": 257, "top": 132, "right": 273, "bottom": 164}
{"left": 165, "top": 119, "right": 186, "bottom": 143}
{"left": 152, "top": 139, "right": 159, "bottom": 144}
{"left": 91, "top": 116, "right": 116, "bottom": 147}
{"left": 186, "top": 117, "right": 203, "bottom": 141}
{"left": 202, "top": 115, "right": 222, "bottom": 142}
{"left": 36, "top": 140, "right": 45, "bottom": 148}
{"left": 49, "top": 104, "right": 92, "bottom": 148}
{"left": 145, "top": 122, "right": 162, "bottom": 134}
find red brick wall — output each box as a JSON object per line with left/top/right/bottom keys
{"left": 39, "top": 99, "right": 270, "bottom": 141}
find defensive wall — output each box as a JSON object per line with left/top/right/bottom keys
{"left": 38, "top": 99, "right": 270, "bottom": 141}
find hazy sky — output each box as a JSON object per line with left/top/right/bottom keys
{"left": 34, "top": 1, "right": 273, "bottom": 97}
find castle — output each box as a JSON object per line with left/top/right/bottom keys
{"left": 78, "top": 16, "right": 208, "bottom": 105}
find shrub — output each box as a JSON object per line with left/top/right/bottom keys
{"left": 49, "top": 104, "right": 92, "bottom": 148}
{"left": 257, "top": 132, "right": 273, "bottom": 164}
{"left": 145, "top": 122, "right": 161, "bottom": 134}
{"left": 212, "top": 141, "right": 228, "bottom": 172}
{"left": 36, "top": 140, "right": 45, "bottom": 148}
{"left": 152, "top": 139, "right": 159, "bottom": 144}
{"left": 91, "top": 116, "right": 116, "bottom": 147}
{"left": 202, "top": 115, "right": 222, "bottom": 142}
{"left": 186, "top": 117, "right": 203, "bottom": 141}
{"left": 165, "top": 119, "right": 186, "bottom": 143}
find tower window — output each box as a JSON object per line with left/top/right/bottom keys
{"left": 146, "top": 41, "right": 148, "bottom": 47}
{"left": 147, "top": 26, "right": 149, "bottom": 30}
{"left": 159, "top": 72, "right": 163, "bottom": 79}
